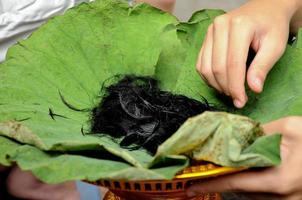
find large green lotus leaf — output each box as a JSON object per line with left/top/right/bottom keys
{"left": 0, "top": 0, "right": 182, "bottom": 167}
{"left": 154, "top": 24, "right": 186, "bottom": 90}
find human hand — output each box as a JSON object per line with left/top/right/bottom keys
{"left": 7, "top": 166, "right": 80, "bottom": 200}
{"left": 196, "top": 0, "right": 301, "bottom": 108}
{"left": 187, "top": 116, "right": 302, "bottom": 200}
{"left": 0, "top": 165, "right": 7, "bottom": 172}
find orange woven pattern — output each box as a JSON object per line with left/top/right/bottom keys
{"left": 104, "top": 191, "right": 221, "bottom": 200}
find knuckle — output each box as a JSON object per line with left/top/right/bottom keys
{"left": 281, "top": 117, "right": 300, "bottom": 134}
{"left": 212, "top": 66, "right": 224, "bottom": 76}
{"left": 228, "top": 84, "right": 240, "bottom": 97}
{"left": 213, "top": 15, "right": 228, "bottom": 27}
{"left": 252, "top": 65, "right": 268, "bottom": 80}
{"left": 230, "top": 16, "right": 246, "bottom": 26}
{"left": 200, "top": 67, "right": 212, "bottom": 78}
{"left": 227, "top": 57, "right": 241, "bottom": 69}
{"left": 196, "top": 64, "right": 201, "bottom": 72}
{"left": 207, "top": 24, "right": 214, "bottom": 33}
{"left": 282, "top": 120, "right": 294, "bottom": 134}
{"left": 274, "top": 44, "right": 286, "bottom": 56}
{"left": 251, "top": 60, "right": 276, "bottom": 80}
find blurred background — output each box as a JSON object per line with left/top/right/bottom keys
{"left": 174, "top": 0, "right": 247, "bottom": 21}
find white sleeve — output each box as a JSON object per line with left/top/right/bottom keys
{"left": 0, "top": 0, "right": 93, "bottom": 62}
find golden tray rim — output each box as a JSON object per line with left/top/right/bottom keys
{"left": 89, "top": 163, "right": 245, "bottom": 186}
{"left": 89, "top": 163, "right": 246, "bottom": 195}
{"left": 174, "top": 163, "right": 245, "bottom": 180}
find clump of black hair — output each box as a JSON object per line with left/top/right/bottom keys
{"left": 91, "top": 75, "right": 215, "bottom": 155}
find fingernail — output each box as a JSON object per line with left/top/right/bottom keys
{"left": 187, "top": 190, "right": 197, "bottom": 197}
{"left": 233, "top": 99, "right": 245, "bottom": 108}
{"left": 253, "top": 77, "right": 263, "bottom": 92}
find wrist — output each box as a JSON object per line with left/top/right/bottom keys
{"left": 277, "top": 0, "right": 299, "bottom": 19}
{"left": 265, "top": 0, "right": 301, "bottom": 33}
{"left": 249, "top": 0, "right": 298, "bottom": 20}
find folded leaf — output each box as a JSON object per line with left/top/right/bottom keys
{"left": 1, "top": 137, "right": 187, "bottom": 183}
{"left": 155, "top": 112, "right": 281, "bottom": 167}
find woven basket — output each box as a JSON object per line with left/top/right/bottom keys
{"left": 89, "top": 162, "right": 244, "bottom": 200}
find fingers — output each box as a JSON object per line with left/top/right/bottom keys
{"left": 197, "top": 25, "right": 223, "bottom": 92}
{"left": 237, "top": 193, "right": 291, "bottom": 200}
{"left": 197, "top": 14, "right": 287, "bottom": 108}
{"left": 187, "top": 170, "right": 275, "bottom": 196}
{"left": 247, "top": 33, "right": 286, "bottom": 93}
{"left": 262, "top": 118, "right": 286, "bottom": 135}
{"left": 227, "top": 18, "right": 254, "bottom": 108}
{"left": 212, "top": 16, "right": 230, "bottom": 94}
{"left": 0, "top": 164, "right": 8, "bottom": 172}
{"left": 7, "top": 166, "right": 80, "bottom": 200}
{"left": 197, "top": 15, "right": 255, "bottom": 108}
{"left": 262, "top": 116, "right": 302, "bottom": 135}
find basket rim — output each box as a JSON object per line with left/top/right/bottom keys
{"left": 174, "top": 164, "right": 245, "bottom": 179}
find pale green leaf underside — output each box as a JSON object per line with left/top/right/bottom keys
{"left": 156, "top": 112, "right": 281, "bottom": 168}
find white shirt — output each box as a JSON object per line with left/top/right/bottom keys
{"left": 0, "top": 0, "right": 245, "bottom": 62}
{"left": 0, "top": 0, "right": 92, "bottom": 62}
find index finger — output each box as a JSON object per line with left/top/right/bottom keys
{"left": 227, "top": 19, "right": 254, "bottom": 108}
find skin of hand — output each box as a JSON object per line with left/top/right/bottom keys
{"left": 0, "top": 165, "right": 7, "bottom": 172}
{"left": 135, "top": 0, "right": 175, "bottom": 13}
{"left": 291, "top": 4, "right": 302, "bottom": 32}
{"left": 6, "top": 166, "right": 80, "bottom": 200}
{"left": 187, "top": 116, "right": 302, "bottom": 200}
{"left": 196, "top": 0, "right": 302, "bottom": 108}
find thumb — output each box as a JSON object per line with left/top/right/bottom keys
{"left": 247, "top": 35, "right": 286, "bottom": 93}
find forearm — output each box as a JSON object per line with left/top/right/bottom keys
{"left": 135, "top": 0, "right": 175, "bottom": 13}
{"left": 265, "top": 0, "right": 302, "bottom": 33}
